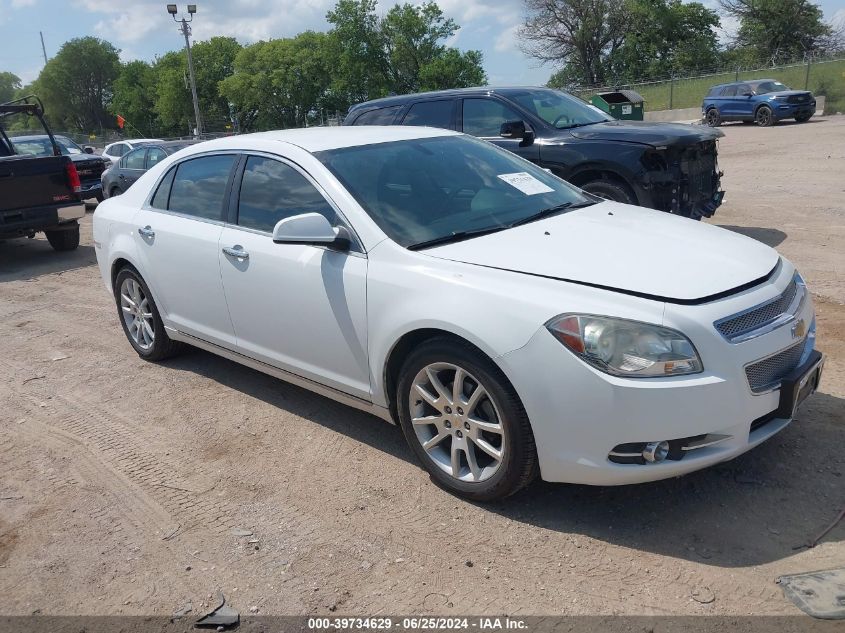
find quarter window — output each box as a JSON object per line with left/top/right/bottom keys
{"left": 401, "top": 100, "right": 454, "bottom": 129}
{"left": 352, "top": 106, "right": 401, "bottom": 125}
{"left": 237, "top": 156, "right": 335, "bottom": 232}
{"left": 150, "top": 168, "right": 175, "bottom": 209}
{"left": 462, "top": 99, "right": 523, "bottom": 137}
{"left": 168, "top": 154, "right": 236, "bottom": 221}
{"left": 721, "top": 86, "right": 737, "bottom": 97}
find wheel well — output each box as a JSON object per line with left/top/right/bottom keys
{"left": 383, "top": 328, "right": 486, "bottom": 423}
{"left": 754, "top": 102, "right": 772, "bottom": 114}
{"left": 568, "top": 169, "right": 638, "bottom": 204}
{"left": 110, "top": 257, "right": 133, "bottom": 290}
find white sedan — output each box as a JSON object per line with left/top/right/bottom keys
{"left": 92, "top": 127, "right": 823, "bottom": 500}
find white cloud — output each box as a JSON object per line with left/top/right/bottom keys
{"left": 494, "top": 23, "right": 520, "bottom": 52}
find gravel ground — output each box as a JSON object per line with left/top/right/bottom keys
{"left": 0, "top": 116, "right": 843, "bottom": 618}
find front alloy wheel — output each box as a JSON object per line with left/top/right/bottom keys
{"left": 756, "top": 106, "right": 774, "bottom": 127}
{"left": 396, "top": 338, "right": 538, "bottom": 501}
{"left": 409, "top": 362, "right": 505, "bottom": 482}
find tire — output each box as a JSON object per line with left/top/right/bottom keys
{"left": 44, "top": 222, "right": 80, "bottom": 251}
{"left": 580, "top": 179, "right": 636, "bottom": 205}
{"left": 795, "top": 112, "right": 812, "bottom": 123}
{"left": 396, "top": 337, "right": 538, "bottom": 501}
{"left": 113, "top": 266, "right": 183, "bottom": 361}
{"left": 110, "top": 186, "right": 122, "bottom": 198}
{"left": 95, "top": 191, "right": 105, "bottom": 203}
{"left": 755, "top": 105, "right": 774, "bottom": 127}
{"left": 705, "top": 108, "right": 721, "bottom": 127}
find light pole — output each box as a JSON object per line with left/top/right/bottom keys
{"left": 167, "top": 4, "right": 203, "bottom": 138}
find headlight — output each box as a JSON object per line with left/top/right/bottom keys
{"left": 546, "top": 314, "right": 703, "bottom": 377}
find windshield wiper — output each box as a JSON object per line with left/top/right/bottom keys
{"left": 557, "top": 120, "right": 606, "bottom": 130}
{"left": 407, "top": 225, "right": 508, "bottom": 251}
{"left": 508, "top": 200, "right": 596, "bottom": 228}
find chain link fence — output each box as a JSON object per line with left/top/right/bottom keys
{"left": 567, "top": 53, "right": 845, "bottom": 114}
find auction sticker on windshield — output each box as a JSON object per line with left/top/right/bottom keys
{"left": 497, "top": 172, "right": 555, "bottom": 195}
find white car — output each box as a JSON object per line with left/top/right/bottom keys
{"left": 92, "top": 127, "right": 823, "bottom": 500}
{"left": 101, "top": 138, "right": 163, "bottom": 167}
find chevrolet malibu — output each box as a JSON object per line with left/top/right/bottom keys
{"left": 93, "top": 127, "right": 823, "bottom": 501}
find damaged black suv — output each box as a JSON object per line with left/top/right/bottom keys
{"left": 344, "top": 87, "right": 725, "bottom": 219}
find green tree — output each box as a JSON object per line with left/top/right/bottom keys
{"left": 720, "top": 0, "right": 832, "bottom": 64}
{"left": 419, "top": 48, "right": 486, "bottom": 90}
{"left": 607, "top": 0, "right": 722, "bottom": 81}
{"left": 30, "top": 37, "right": 120, "bottom": 130}
{"left": 220, "top": 32, "right": 334, "bottom": 131}
{"left": 154, "top": 36, "right": 242, "bottom": 135}
{"left": 111, "top": 60, "right": 157, "bottom": 136}
{"left": 0, "top": 71, "right": 22, "bottom": 104}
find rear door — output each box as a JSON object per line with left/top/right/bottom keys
{"left": 460, "top": 97, "right": 541, "bottom": 163}
{"left": 719, "top": 85, "right": 738, "bottom": 117}
{"left": 400, "top": 99, "right": 456, "bottom": 130}
{"left": 132, "top": 153, "right": 238, "bottom": 347}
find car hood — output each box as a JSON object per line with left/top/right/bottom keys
{"left": 422, "top": 202, "right": 779, "bottom": 303}
{"left": 765, "top": 90, "right": 813, "bottom": 98}
{"left": 563, "top": 120, "right": 723, "bottom": 147}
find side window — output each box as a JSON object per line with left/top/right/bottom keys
{"left": 123, "top": 148, "right": 146, "bottom": 170}
{"left": 462, "top": 98, "right": 523, "bottom": 137}
{"left": 737, "top": 83, "right": 751, "bottom": 95}
{"left": 721, "top": 85, "right": 737, "bottom": 97}
{"left": 168, "top": 154, "right": 236, "bottom": 221}
{"left": 237, "top": 156, "right": 335, "bottom": 232}
{"left": 352, "top": 106, "right": 401, "bottom": 125}
{"left": 150, "top": 167, "right": 175, "bottom": 209}
{"left": 401, "top": 100, "right": 454, "bottom": 129}
{"left": 146, "top": 147, "right": 167, "bottom": 168}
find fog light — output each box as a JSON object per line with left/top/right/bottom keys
{"left": 642, "top": 441, "right": 669, "bottom": 463}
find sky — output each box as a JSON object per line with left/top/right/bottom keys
{"left": 1, "top": 0, "right": 844, "bottom": 88}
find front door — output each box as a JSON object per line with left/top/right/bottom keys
{"left": 218, "top": 154, "right": 370, "bottom": 399}
{"left": 132, "top": 153, "right": 238, "bottom": 347}
{"left": 460, "top": 97, "right": 541, "bottom": 164}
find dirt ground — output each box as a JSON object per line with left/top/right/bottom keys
{"left": 0, "top": 116, "right": 843, "bottom": 618}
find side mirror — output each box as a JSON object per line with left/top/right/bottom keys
{"left": 742, "top": 92, "right": 754, "bottom": 97}
{"left": 272, "top": 213, "right": 350, "bottom": 250}
{"left": 83, "top": 145, "right": 95, "bottom": 154}
{"left": 499, "top": 120, "right": 534, "bottom": 146}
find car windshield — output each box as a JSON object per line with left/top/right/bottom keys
{"left": 12, "top": 135, "right": 83, "bottom": 156}
{"left": 317, "top": 135, "right": 594, "bottom": 248}
{"left": 754, "top": 81, "right": 790, "bottom": 94}
{"left": 506, "top": 89, "right": 611, "bottom": 129}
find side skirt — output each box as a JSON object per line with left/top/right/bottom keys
{"left": 165, "top": 326, "right": 395, "bottom": 425}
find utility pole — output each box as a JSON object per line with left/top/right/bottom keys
{"left": 39, "top": 31, "right": 48, "bottom": 65}
{"left": 167, "top": 4, "right": 202, "bottom": 138}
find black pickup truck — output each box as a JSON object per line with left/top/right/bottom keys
{"left": 345, "top": 87, "right": 725, "bottom": 219}
{"left": 0, "top": 96, "right": 85, "bottom": 251}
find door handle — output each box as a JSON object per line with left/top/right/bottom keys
{"left": 222, "top": 245, "right": 249, "bottom": 259}
{"left": 138, "top": 226, "right": 155, "bottom": 238}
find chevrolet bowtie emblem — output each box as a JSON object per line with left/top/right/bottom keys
{"left": 792, "top": 319, "right": 806, "bottom": 339}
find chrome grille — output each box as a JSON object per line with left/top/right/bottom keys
{"left": 745, "top": 339, "right": 805, "bottom": 393}
{"left": 715, "top": 277, "right": 798, "bottom": 341}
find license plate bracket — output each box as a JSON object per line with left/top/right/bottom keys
{"left": 775, "top": 350, "right": 824, "bottom": 419}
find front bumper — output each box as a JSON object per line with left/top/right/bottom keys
{"left": 498, "top": 265, "right": 818, "bottom": 486}
{"left": 773, "top": 102, "right": 815, "bottom": 120}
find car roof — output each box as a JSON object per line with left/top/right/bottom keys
{"left": 185, "top": 126, "right": 459, "bottom": 154}
{"left": 346, "top": 86, "right": 562, "bottom": 113}
{"left": 712, "top": 78, "right": 778, "bottom": 88}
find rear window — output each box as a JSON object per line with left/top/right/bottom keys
{"left": 401, "top": 100, "right": 454, "bottom": 129}
{"left": 167, "top": 155, "right": 236, "bottom": 221}
{"left": 351, "top": 106, "right": 401, "bottom": 125}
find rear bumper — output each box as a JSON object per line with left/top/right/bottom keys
{"left": 79, "top": 180, "right": 102, "bottom": 200}
{"left": 0, "top": 203, "right": 84, "bottom": 238}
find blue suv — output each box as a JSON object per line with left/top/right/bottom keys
{"left": 702, "top": 79, "right": 816, "bottom": 127}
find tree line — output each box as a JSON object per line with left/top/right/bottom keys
{"left": 525, "top": 0, "right": 843, "bottom": 89}
{"left": 1, "top": 0, "right": 841, "bottom": 136}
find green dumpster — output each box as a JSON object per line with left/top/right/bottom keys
{"left": 590, "top": 90, "right": 645, "bottom": 121}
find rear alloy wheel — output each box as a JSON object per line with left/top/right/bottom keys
{"left": 397, "top": 339, "right": 538, "bottom": 501}
{"left": 705, "top": 108, "right": 721, "bottom": 127}
{"left": 580, "top": 179, "right": 636, "bottom": 205}
{"left": 114, "top": 267, "right": 182, "bottom": 361}
{"left": 755, "top": 105, "right": 774, "bottom": 127}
